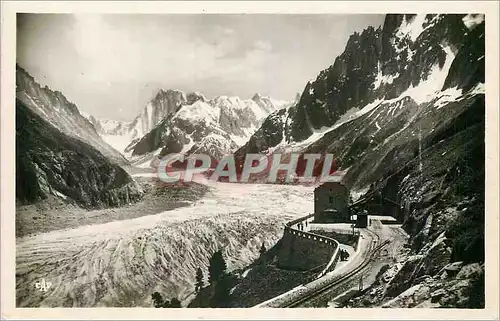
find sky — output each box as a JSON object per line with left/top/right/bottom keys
{"left": 17, "top": 14, "right": 384, "bottom": 121}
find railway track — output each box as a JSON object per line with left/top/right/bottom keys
{"left": 282, "top": 228, "right": 390, "bottom": 308}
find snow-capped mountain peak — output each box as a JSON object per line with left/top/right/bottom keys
{"left": 174, "top": 100, "right": 220, "bottom": 124}
{"left": 84, "top": 88, "right": 292, "bottom": 168}
{"left": 236, "top": 14, "right": 484, "bottom": 189}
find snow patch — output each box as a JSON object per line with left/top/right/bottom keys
{"left": 53, "top": 190, "right": 67, "bottom": 200}
{"left": 388, "top": 99, "right": 405, "bottom": 117}
{"left": 401, "top": 173, "right": 411, "bottom": 184}
{"left": 101, "top": 134, "right": 137, "bottom": 154}
{"left": 373, "top": 61, "right": 400, "bottom": 89}
{"left": 230, "top": 134, "right": 250, "bottom": 147}
{"left": 406, "top": 47, "right": 415, "bottom": 61}
{"left": 435, "top": 86, "right": 464, "bottom": 109}
{"left": 398, "top": 45, "right": 456, "bottom": 104}
{"left": 241, "top": 268, "right": 252, "bottom": 278}
{"left": 354, "top": 99, "right": 384, "bottom": 119}
{"left": 295, "top": 126, "right": 333, "bottom": 149}
{"left": 350, "top": 186, "right": 370, "bottom": 202}
{"left": 462, "top": 14, "right": 485, "bottom": 30}
{"left": 396, "top": 14, "right": 428, "bottom": 42}
{"left": 317, "top": 98, "right": 384, "bottom": 136}
{"left": 174, "top": 101, "right": 220, "bottom": 124}
{"left": 467, "top": 82, "right": 485, "bottom": 96}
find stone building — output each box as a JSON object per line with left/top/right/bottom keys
{"left": 313, "top": 182, "right": 350, "bottom": 223}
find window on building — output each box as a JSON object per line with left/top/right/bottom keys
{"left": 329, "top": 196, "right": 334, "bottom": 203}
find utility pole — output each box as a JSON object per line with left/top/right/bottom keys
{"left": 418, "top": 126, "right": 423, "bottom": 173}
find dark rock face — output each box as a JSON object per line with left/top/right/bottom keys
{"left": 16, "top": 65, "right": 129, "bottom": 166}
{"left": 443, "top": 20, "right": 485, "bottom": 91}
{"left": 186, "top": 92, "right": 206, "bottom": 104}
{"left": 290, "top": 25, "right": 382, "bottom": 141}
{"left": 377, "top": 14, "right": 467, "bottom": 99}
{"left": 16, "top": 99, "right": 143, "bottom": 208}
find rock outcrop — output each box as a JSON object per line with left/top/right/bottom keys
{"left": 16, "top": 99, "right": 143, "bottom": 208}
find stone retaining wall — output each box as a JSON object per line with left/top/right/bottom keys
{"left": 278, "top": 214, "right": 340, "bottom": 272}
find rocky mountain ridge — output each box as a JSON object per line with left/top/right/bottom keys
{"left": 122, "top": 91, "right": 291, "bottom": 168}
{"left": 16, "top": 98, "right": 143, "bottom": 209}
{"left": 86, "top": 89, "right": 188, "bottom": 153}
{"left": 16, "top": 65, "right": 129, "bottom": 166}
{"left": 237, "top": 14, "right": 483, "bottom": 155}
{"left": 84, "top": 87, "right": 291, "bottom": 169}
{"left": 234, "top": 13, "right": 485, "bottom": 308}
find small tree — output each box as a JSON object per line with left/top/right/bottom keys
{"left": 152, "top": 292, "right": 164, "bottom": 308}
{"left": 162, "top": 299, "right": 171, "bottom": 308}
{"left": 170, "top": 297, "right": 181, "bottom": 308}
{"left": 195, "top": 267, "right": 204, "bottom": 292}
{"left": 152, "top": 292, "right": 182, "bottom": 308}
{"left": 212, "top": 273, "right": 231, "bottom": 308}
{"left": 208, "top": 250, "right": 227, "bottom": 284}
{"left": 259, "top": 242, "right": 266, "bottom": 256}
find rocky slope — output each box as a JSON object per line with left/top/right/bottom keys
{"left": 237, "top": 14, "right": 483, "bottom": 156}
{"left": 345, "top": 101, "right": 485, "bottom": 308}
{"left": 235, "top": 14, "right": 485, "bottom": 308}
{"left": 16, "top": 98, "right": 143, "bottom": 209}
{"left": 85, "top": 88, "right": 290, "bottom": 169}
{"left": 16, "top": 65, "right": 129, "bottom": 166}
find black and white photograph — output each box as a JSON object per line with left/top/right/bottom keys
{"left": 1, "top": 1, "right": 499, "bottom": 319}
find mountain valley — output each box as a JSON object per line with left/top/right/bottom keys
{"left": 14, "top": 13, "right": 486, "bottom": 309}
